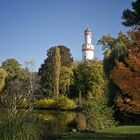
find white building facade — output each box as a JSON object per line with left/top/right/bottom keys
{"left": 82, "top": 28, "right": 94, "bottom": 60}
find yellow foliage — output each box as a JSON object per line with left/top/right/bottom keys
{"left": 57, "top": 96, "right": 76, "bottom": 110}
{"left": 33, "top": 97, "right": 76, "bottom": 110}
{"left": 33, "top": 98, "right": 56, "bottom": 109}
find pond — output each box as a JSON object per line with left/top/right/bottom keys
{"left": 33, "top": 110, "right": 86, "bottom": 138}
{"left": 31, "top": 110, "right": 140, "bottom": 140}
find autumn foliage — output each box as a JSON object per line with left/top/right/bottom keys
{"left": 111, "top": 28, "right": 140, "bottom": 114}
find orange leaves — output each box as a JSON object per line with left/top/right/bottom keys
{"left": 111, "top": 59, "right": 133, "bottom": 95}
{"left": 111, "top": 31, "right": 140, "bottom": 113}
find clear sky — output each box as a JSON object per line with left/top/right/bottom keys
{"left": 0, "top": 0, "right": 132, "bottom": 70}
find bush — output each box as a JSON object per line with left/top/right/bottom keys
{"left": 57, "top": 96, "right": 76, "bottom": 110}
{"left": 32, "top": 97, "right": 76, "bottom": 110}
{"left": 33, "top": 98, "right": 57, "bottom": 109}
{"left": 84, "top": 102, "right": 118, "bottom": 131}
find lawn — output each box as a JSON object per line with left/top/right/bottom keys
{"left": 62, "top": 126, "right": 140, "bottom": 140}
{"left": 98, "top": 125, "right": 140, "bottom": 134}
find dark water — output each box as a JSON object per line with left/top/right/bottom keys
{"left": 33, "top": 110, "right": 84, "bottom": 137}
{"left": 32, "top": 110, "right": 140, "bottom": 140}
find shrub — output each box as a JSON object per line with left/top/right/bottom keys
{"left": 57, "top": 96, "right": 76, "bottom": 110}
{"left": 84, "top": 102, "right": 118, "bottom": 131}
{"left": 32, "top": 97, "right": 76, "bottom": 110}
{"left": 33, "top": 98, "right": 57, "bottom": 109}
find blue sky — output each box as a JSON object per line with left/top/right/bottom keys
{"left": 0, "top": 0, "right": 132, "bottom": 70}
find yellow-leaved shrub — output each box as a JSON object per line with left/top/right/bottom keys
{"left": 57, "top": 96, "right": 76, "bottom": 110}
{"left": 33, "top": 96, "right": 76, "bottom": 110}
{"left": 33, "top": 98, "right": 57, "bottom": 109}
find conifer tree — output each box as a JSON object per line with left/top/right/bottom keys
{"left": 54, "top": 47, "right": 61, "bottom": 98}
{"left": 122, "top": 0, "right": 140, "bottom": 28}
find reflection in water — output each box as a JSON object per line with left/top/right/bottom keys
{"left": 33, "top": 110, "right": 78, "bottom": 136}
{"left": 31, "top": 110, "right": 139, "bottom": 140}
{"left": 76, "top": 113, "right": 86, "bottom": 131}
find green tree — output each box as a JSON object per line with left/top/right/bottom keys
{"left": 59, "top": 66, "right": 73, "bottom": 95}
{"left": 39, "top": 45, "right": 73, "bottom": 97}
{"left": 54, "top": 47, "right": 61, "bottom": 98}
{"left": 57, "top": 45, "right": 73, "bottom": 67}
{"left": 1, "top": 59, "right": 23, "bottom": 80}
{"left": 71, "top": 60, "right": 106, "bottom": 103}
{"left": 122, "top": 0, "right": 140, "bottom": 28}
{"left": 1, "top": 58, "right": 28, "bottom": 95}
{"left": 39, "top": 45, "right": 73, "bottom": 75}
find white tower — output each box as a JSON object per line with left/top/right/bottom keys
{"left": 82, "top": 28, "right": 94, "bottom": 60}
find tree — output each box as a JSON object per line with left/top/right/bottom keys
{"left": 57, "top": 45, "right": 73, "bottom": 67}
{"left": 54, "top": 47, "right": 61, "bottom": 98}
{"left": 0, "top": 68, "right": 7, "bottom": 92}
{"left": 122, "top": 0, "right": 140, "bottom": 28}
{"left": 39, "top": 45, "right": 73, "bottom": 75}
{"left": 111, "top": 28, "right": 140, "bottom": 114}
{"left": 59, "top": 66, "right": 73, "bottom": 95}
{"left": 24, "top": 60, "right": 41, "bottom": 99}
{"left": 1, "top": 59, "right": 23, "bottom": 80}
{"left": 71, "top": 60, "right": 106, "bottom": 103}
{"left": 39, "top": 45, "right": 73, "bottom": 97}
{"left": 1, "top": 58, "right": 28, "bottom": 95}
{"left": 98, "top": 31, "right": 136, "bottom": 105}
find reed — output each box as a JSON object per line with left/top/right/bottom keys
{"left": 0, "top": 94, "right": 41, "bottom": 140}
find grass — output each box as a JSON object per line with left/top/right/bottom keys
{"left": 62, "top": 126, "right": 140, "bottom": 140}
{"left": 0, "top": 109, "right": 41, "bottom": 140}
{"left": 0, "top": 93, "right": 42, "bottom": 140}
{"left": 98, "top": 125, "right": 140, "bottom": 134}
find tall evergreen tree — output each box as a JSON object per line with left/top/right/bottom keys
{"left": 54, "top": 47, "right": 61, "bottom": 98}
{"left": 122, "top": 0, "right": 140, "bottom": 28}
